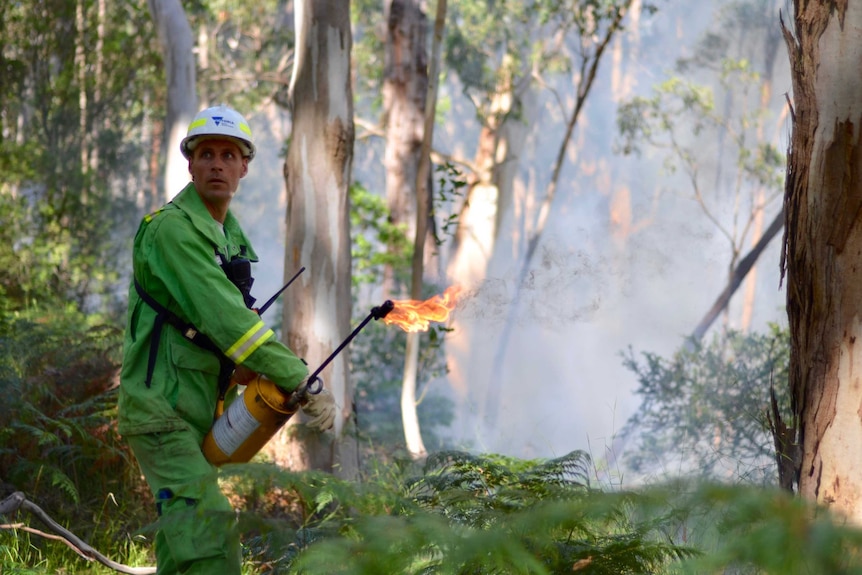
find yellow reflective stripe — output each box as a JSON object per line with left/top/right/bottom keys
{"left": 239, "top": 123, "right": 252, "bottom": 137}
{"left": 143, "top": 208, "right": 163, "bottom": 223}
{"left": 188, "top": 118, "right": 207, "bottom": 130}
{"left": 226, "top": 321, "right": 273, "bottom": 364}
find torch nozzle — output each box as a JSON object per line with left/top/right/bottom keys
{"left": 372, "top": 300, "right": 395, "bottom": 320}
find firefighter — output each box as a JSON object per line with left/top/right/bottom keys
{"left": 118, "top": 104, "right": 336, "bottom": 574}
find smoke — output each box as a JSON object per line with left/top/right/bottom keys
{"left": 232, "top": 0, "right": 790, "bottom": 471}
{"left": 436, "top": 1, "right": 790, "bottom": 465}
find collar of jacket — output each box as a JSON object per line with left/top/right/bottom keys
{"left": 172, "top": 182, "right": 259, "bottom": 262}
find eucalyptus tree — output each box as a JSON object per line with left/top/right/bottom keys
{"left": 351, "top": 0, "right": 455, "bottom": 461}
{"left": 782, "top": 2, "right": 862, "bottom": 521}
{"left": 348, "top": 0, "right": 637, "bottom": 451}
{"left": 381, "top": 0, "right": 429, "bottom": 268}
{"left": 380, "top": 0, "right": 431, "bottom": 459}
{"left": 348, "top": 0, "right": 649, "bottom": 445}
{"left": 400, "top": 0, "right": 448, "bottom": 460}
{"left": 147, "top": 0, "right": 197, "bottom": 200}
{"left": 278, "top": 0, "right": 357, "bottom": 477}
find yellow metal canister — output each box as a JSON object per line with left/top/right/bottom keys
{"left": 202, "top": 376, "right": 300, "bottom": 466}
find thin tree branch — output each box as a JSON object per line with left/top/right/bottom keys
{"left": 689, "top": 206, "right": 784, "bottom": 343}
{"left": 1, "top": 522, "right": 88, "bottom": 555}
{"left": 0, "top": 492, "right": 155, "bottom": 575}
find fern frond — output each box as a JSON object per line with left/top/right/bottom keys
{"left": 10, "top": 422, "right": 62, "bottom": 447}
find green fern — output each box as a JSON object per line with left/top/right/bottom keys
{"left": 224, "top": 453, "right": 689, "bottom": 574}
{"left": 0, "top": 312, "right": 151, "bottom": 573}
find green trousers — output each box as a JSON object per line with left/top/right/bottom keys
{"left": 126, "top": 429, "right": 241, "bottom": 575}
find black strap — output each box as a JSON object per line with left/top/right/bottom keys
{"left": 134, "top": 278, "right": 234, "bottom": 398}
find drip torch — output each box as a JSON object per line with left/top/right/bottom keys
{"left": 202, "top": 300, "right": 395, "bottom": 466}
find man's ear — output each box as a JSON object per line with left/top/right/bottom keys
{"left": 240, "top": 158, "right": 249, "bottom": 178}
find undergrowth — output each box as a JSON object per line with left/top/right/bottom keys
{"left": 224, "top": 452, "right": 690, "bottom": 574}
{"left": 0, "top": 312, "right": 153, "bottom": 573}
{"left": 4, "top": 315, "right": 862, "bottom": 575}
{"left": 224, "top": 452, "right": 862, "bottom": 575}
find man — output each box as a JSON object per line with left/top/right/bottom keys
{"left": 118, "top": 105, "right": 335, "bottom": 574}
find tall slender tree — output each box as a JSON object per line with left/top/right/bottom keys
{"left": 783, "top": 2, "right": 862, "bottom": 520}
{"left": 277, "top": 0, "right": 356, "bottom": 477}
{"left": 382, "top": 0, "right": 428, "bottom": 274}
{"left": 147, "top": 0, "right": 197, "bottom": 200}
{"left": 382, "top": 0, "right": 431, "bottom": 458}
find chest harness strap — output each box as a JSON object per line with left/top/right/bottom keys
{"left": 133, "top": 278, "right": 235, "bottom": 400}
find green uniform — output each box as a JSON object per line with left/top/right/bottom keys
{"left": 119, "top": 183, "right": 307, "bottom": 574}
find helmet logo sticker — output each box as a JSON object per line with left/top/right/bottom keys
{"left": 212, "top": 116, "right": 237, "bottom": 129}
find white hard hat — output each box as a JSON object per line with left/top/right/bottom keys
{"left": 180, "top": 105, "right": 256, "bottom": 161}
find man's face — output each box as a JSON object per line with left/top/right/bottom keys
{"left": 188, "top": 138, "right": 249, "bottom": 210}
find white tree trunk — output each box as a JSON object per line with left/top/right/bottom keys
{"left": 446, "top": 75, "right": 515, "bottom": 288}
{"left": 75, "top": 0, "right": 89, "bottom": 185}
{"left": 147, "top": 0, "right": 197, "bottom": 199}
{"left": 277, "top": 0, "right": 356, "bottom": 478}
{"left": 784, "top": 1, "right": 862, "bottom": 523}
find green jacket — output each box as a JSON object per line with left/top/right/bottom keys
{"left": 118, "top": 183, "right": 308, "bottom": 438}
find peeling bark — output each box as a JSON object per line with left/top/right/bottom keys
{"left": 276, "top": 0, "right": 356, "bottom": 478}
{"left": 382, "top": 0, "right": 427, "bottom": 247}
{"left": 383, "top": 0, "right": 433, "bottom": 459}
{"left": 784, "top": 1, "right": 862, "bottom": 522}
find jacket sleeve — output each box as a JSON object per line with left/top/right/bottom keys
{"left": 143, "top": 214, "right": 308, "bottom": 391}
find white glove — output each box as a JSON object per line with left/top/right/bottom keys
{"left": 300, "top": 388, "right": 337, "bottom": 431}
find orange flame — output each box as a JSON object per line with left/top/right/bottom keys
{"left": 383, "top": 286, "right": 463, "bottom": 333}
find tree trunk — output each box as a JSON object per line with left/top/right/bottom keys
{"left": 783, "top": 2, "right": 862, "bottom": 521}
{"left": 93, "top": 0, "right": 105, "bottom": 172}
{"left": 382, "top": 0, "right": 427, "bottom": 291}
{"left": 691, "top": 208, "right": 784, "bottom": 343}
{"left": 276, "top": 0, "right": 356, "bottom": 478}
{"left": 75, "top": 0, "right": 89, "bottom": 194}
{"left": 147, "top": 0, "right": 197, "bottom": 200}
{"left": 446, "top": 61, "right": 517, "bottom": 288}
{"left": 383, "top": 0, "right": 431, "bottom": 458}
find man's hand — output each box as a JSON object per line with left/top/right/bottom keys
{"left": 301, "top": 387, "right": 337, "bottom": 431}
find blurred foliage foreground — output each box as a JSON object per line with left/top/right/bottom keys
{"left": 3, "top": 317, "right": 862, "bottom": 574}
